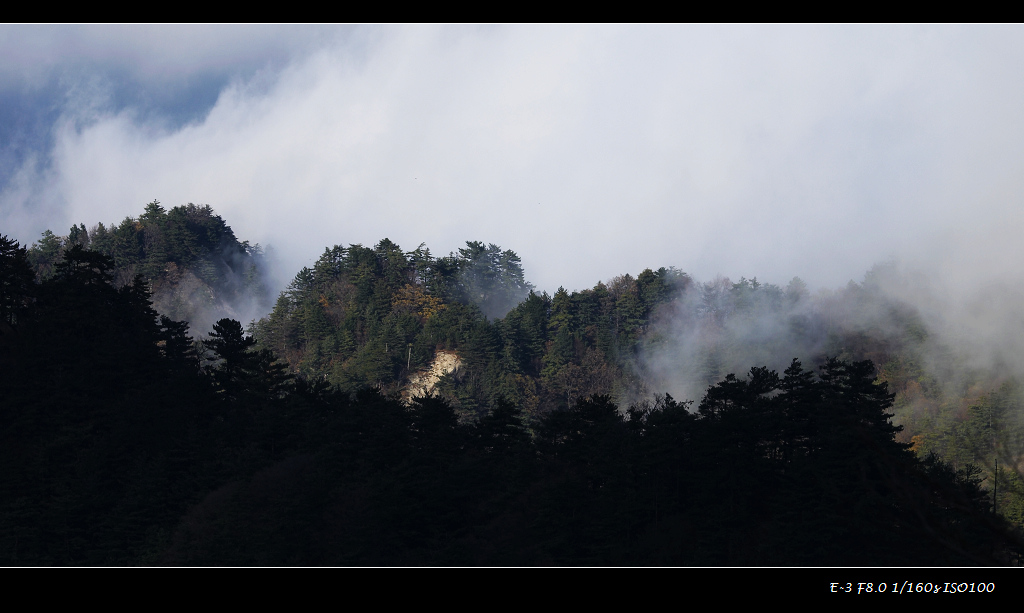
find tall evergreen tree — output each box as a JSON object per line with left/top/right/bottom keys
{"left": 0, "top": 235, "right": 34, "bottom": 330}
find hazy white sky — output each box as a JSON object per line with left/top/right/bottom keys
{"left": 3, "top": 24, "right": 1024, "bottom": 297}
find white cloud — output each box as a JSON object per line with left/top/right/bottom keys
{"left": 4, "top": 24, "right": 1024, "bottom": 303}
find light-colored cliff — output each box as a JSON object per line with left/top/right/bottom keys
{"left": 403, "top": 350, "right": 462, "bottom": 404}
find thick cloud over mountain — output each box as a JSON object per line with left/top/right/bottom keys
{"left": 3, "top": 25, "right": 1024, "bottom": 301}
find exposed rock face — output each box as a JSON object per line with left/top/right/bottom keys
{"left": 403, "top": 350, "right": 462, "bottom": 404}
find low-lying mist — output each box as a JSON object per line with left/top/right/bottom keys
{"left": 634, "top": 260, "right": 1024, "bottom": 414}
{"left": 149, "top": 242, "right": 278, "bottom": 341}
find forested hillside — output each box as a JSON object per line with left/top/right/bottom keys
{"left": 5, "top": 202, "right": 1024, "bottom": 564}
{"left": 251, "top": 231, "right": 1024, "bottom": 535}
{"left": 251, "top": 237, "right": 684, "bottom": 421}
{"left": 1, "top": 234, "right": 1020, "bottom": 564}
{"left": 24, "top": 201, "right": 272, "bottom": 338}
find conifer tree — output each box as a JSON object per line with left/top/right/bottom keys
{"left": 0, "top": 235, "right": 34, "bottom": 330}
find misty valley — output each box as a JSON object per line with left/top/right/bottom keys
{"left": 2, "top": 202, "right": 1023, "bottom": 565}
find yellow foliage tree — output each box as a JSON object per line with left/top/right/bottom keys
{"left": 392, "top": 284, "right": 446, "bottom": 322}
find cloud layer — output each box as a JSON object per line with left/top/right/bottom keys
{"left": 3, "top": 24, "right": 1024, "bottom": 300}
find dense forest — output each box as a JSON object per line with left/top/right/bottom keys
{"left": 3, "top": 202, "right": 1023, "bottom": 565}
{"left": 24, "top": 201, "right": 273, "bottom": 339}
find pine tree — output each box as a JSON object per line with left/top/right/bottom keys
{"left": 0, "top": 235, "right": 34, "bottom": 330}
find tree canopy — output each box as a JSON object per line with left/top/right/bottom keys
{"left": 5, "top": 204, "right": 1024, "bottom": 565}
